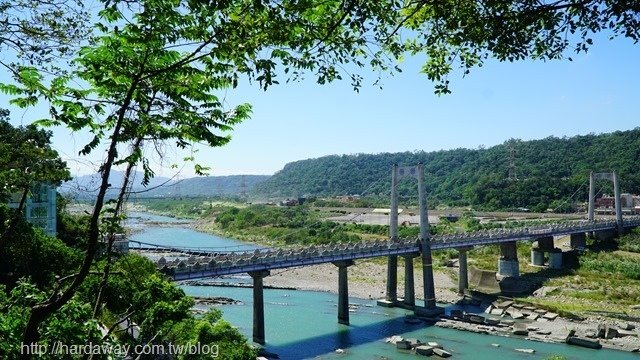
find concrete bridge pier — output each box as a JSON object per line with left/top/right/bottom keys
{"left": 548, "top": 248, "right": 563, "bottom": 269}
{"left": 570, "top": 232, "right": 587, "bottom": 249}
{"left": 457, "top": 247, "right": 471, "bottom": 295}
{"left": 415, "top": 239, "right": 443, "bottom": 316}
{"left": 531, "top": 248, "right": 544, "bottom": 266}
{"left": 333, "top": 260, "right": 355, "bottom": 325}
{"left": 248, "top": 270, "right": 270, "bottom": 344}
{"left": 497, "top": 241, "right": 519, "bottom": 278}
{"left": 595, "top": 229, "right": 617, "bottom": 242}
{"left": 536, "top": 236, "right": 555, "bottom": 251}
{"left": 379, "top": 255, "right": 398, "bottom": 306}
{"left": 403, "top": 254, "right": 419, "bottom": 308}
{"left": 531, "top": 236, "right": 554, "bottom": 267}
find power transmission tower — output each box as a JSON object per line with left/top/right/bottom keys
{"left": 175, "top": 174, "right": 182, "bottom": 197}
{"left": 507, "top": 140, "right": 518, "bottom": 180}
{"left": 239, "top": 175, "right": 247, "bottom": 201}
{"left": 216, "top": 178, "right": 223, "bottom": 197}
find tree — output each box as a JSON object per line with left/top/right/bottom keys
{"left": 0, "top": 281, "right": 102, "bottom": 360}
{"left": 2, "top": 0, "right": 406, "bottom": 355}
{"left": 0, "top": 111, "right": 71, "bottom": 243}
{"left": 0, "top": 205, "right": 82, "bottom": 289}
{"left": 400, "top": 0, "right": 640, "bottom": 93}
{"left": 0, "top": 0, "right": 89, "bottom": 70}
{"left": 0, "top": 111, "right": 71, "bottom": 200}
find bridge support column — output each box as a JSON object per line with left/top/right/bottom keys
{"left": 588, "top": 171, "right": 595, "bottom": 222}
{"left": 595, "top": 229, "right": 617, "bottom": 242}
{"left": 536, "top": 236, "right": 555, "bottom": 251}
{"left": 415, "top": 239, "right": 444, "bottom": 316}
{"left": 380, "top": 256, "right": 398, "bottom": 306}
{"left": 333, "top": 260, "right": 354, "bottom": 325}
{"left": 531, "top": 248, "right": 544, "bottom": 266}
{"left": 380, "top": 164, "right": 399, "bottom": 307}
{"left": 590, "top": 171, "right": 624, "bottom": 234}
{"left": 403, "top": 254, "right": 418, "bottom": 308}
{"left": 415, "top": 163, "right": 443, "bottom": 317}
{"left": 588, "top": 171, "right": 596, "bottom": 237}
{"left": 497, "top": 241, "right": 519, "bottom": 278}
{"left": 613, "top": 171, "right": 624, "bottom": 234}
{"left": 570, "top": 232, "right": 587, "bottom": 249}
{"left": 548, "top": 248, "right": 563, "bottom": 269}
{"left": 248, "top": 270, "right": 270, "bottom": 345}
{"left": 457, "top": 247, "right": 470, "bottom": 295}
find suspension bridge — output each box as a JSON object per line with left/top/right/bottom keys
{"left": 132, "top": 166, "right": 638, "bottom": 344}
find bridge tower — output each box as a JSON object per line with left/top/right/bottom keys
{"left": 379, "top": 164, "right": 442, "bottom": 316}
{"left": 588, "top": 171, "right": 623, "bottom": 234}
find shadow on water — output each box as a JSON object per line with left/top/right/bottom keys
{"left": 264, "top": 316, "right": 434, "bottom": 359}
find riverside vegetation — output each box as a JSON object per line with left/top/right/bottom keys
{"left": 0, "top": 200, "right": 257, "bottom": 359}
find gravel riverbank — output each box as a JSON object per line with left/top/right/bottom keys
{"left": 261, "top": 259, "right": 461, "bottom": 304}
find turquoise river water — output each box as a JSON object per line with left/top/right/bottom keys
{"left": 129, "top": 212, "right": 638, "bottom": 359}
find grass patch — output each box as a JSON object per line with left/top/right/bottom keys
{"left": 579, "top": 251, "right": 640, "bottom": 280}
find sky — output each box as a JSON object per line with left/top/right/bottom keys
{"left": 3, "top": 31, "right": 640, "bottom": 179}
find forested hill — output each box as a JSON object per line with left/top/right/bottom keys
{"left": 253, "top": 129, "right": 640, "bottom": 212}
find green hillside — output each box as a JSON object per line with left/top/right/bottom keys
{"left": 253, "top": 129, "right": 640, "bottom": 212}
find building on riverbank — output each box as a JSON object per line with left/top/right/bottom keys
{"left": 596, "top": 193, "right": 640, "bottom": 215}
{"left": 7, "top": 183, "right": 57, "bottom": 236}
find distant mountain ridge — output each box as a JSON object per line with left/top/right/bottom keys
{"left": 141, "top": 175, "right": 270, "bottom": 198}
{"left": 253, "top": 128, "right": 640, "bottom": 212}
{"left": 60, "top": 171, "right": 269, "bottom": 199}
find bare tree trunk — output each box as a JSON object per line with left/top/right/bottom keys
{"left": 0, "top": 186, "right": 29, "bottom": 243}
{"left": 92, "top": 136, "right": 144, "bottom": 318}
{"left": 19, "top": 76, "right": 141, "bottom": 360}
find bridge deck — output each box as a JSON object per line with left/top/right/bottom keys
{"left": 133, "top": 217, "right": 640, "bottom": 280}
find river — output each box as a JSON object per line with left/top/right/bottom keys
{"left": 128, "top": 212, "right": 637, "bottom": 359}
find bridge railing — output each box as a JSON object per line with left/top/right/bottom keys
{"left": 152, "top": 216, "right": 640, "bottom": 277}
{"left": 156, "top": 238, "right": 421, "bottom": 276}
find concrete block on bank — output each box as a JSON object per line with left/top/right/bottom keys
{"left": 433, "top": 348, "right": 452, "bottom": 357}
{"left": 415, "top": 346, "right": 434, "bottom": 356}
{"left": 605, "top": 326, "right": 619, "bottom": 339}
